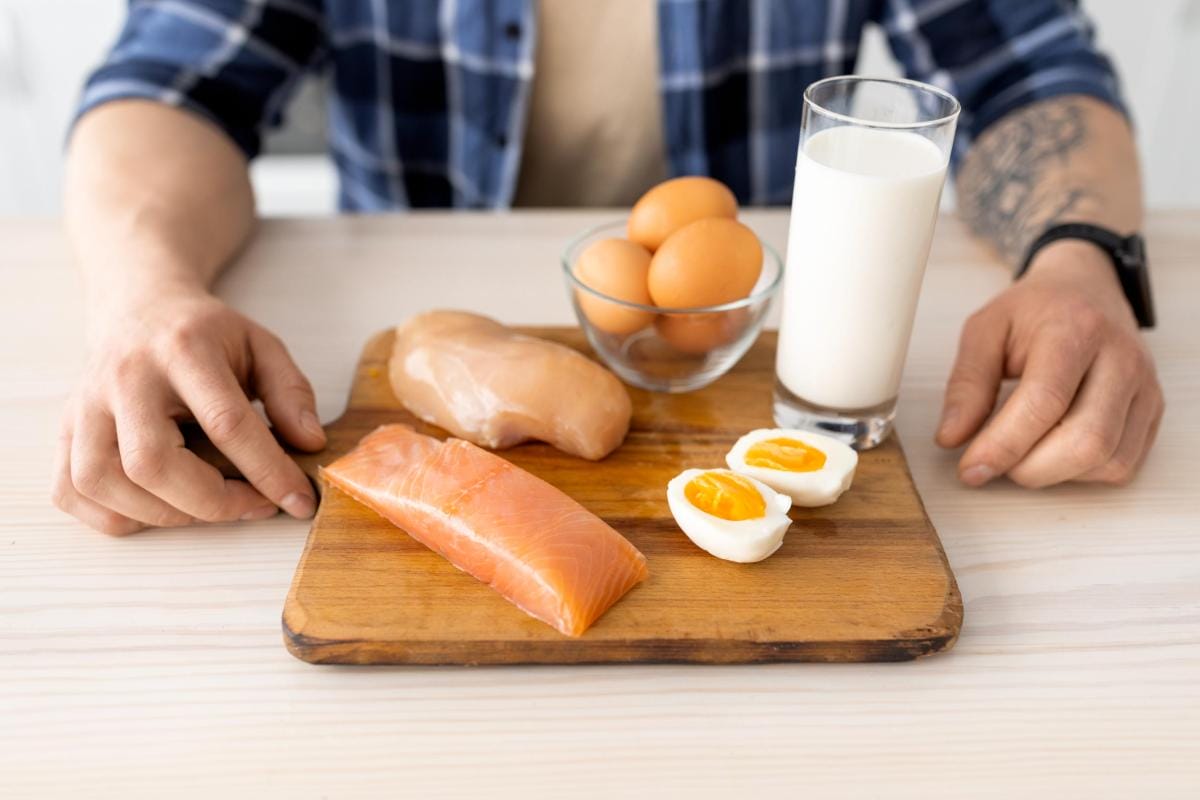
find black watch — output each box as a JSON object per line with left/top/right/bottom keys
{"left": 1017, "top": 223, "right": 1155, "bottom": 328}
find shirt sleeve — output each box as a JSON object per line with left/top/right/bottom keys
{"left": 75, "top": 0, "right": 326, "bottom": 159}
{"left": 877, "top": 0, "right": 1126, "bottom": 155}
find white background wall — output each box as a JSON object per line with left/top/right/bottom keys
{"left": 1, "top": 0, "right": 1198, "bottom": 216}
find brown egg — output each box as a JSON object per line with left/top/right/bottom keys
{"left": 647, "top": 218, "right": 763, "bottom": 309}
{"left": 655, "top": 308, "right": 750, "bottom": 355}
{"left": 628, "top": 176, "right": 738, "bottom": 252}
{"left": 573, "top": 238, "right": 656, "bottom": 335}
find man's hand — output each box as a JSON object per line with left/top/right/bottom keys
{"left": 52, "top": 283, "right": 326, "bottom": 535}
{"left": 936, "top": 240, "right": 1163, "bottom": 488}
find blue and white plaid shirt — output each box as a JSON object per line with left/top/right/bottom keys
{"left": 79, "top": 0, "right": 1124, "bottom": 210}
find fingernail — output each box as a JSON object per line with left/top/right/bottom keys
{"left": 961, "top": 464, "right": 995, "bottom": 487}
{"left": 300, "top": 410, "right": 325, "bottom": 441}
{"left": 938, "top": 406, "right": 959, "bottom": 436}
{"left": 281, "top": 492, "right": 316, "bottom": 519}
{"left": 240, "top": 504, "right": 279, "bottom": 521}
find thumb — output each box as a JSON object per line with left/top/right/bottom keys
{"left": 249, "top": 328, "right": 326, "bottom": 452}
{"left": 937, "top": 308, "right": 1008, "bottom": 448}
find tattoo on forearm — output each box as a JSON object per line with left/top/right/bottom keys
{"left": 957, "top": 100, "right": 1097, "bottom": 265}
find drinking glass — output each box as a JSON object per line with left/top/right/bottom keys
{"left": 774, "top": 76, "right": 960, "bottom": 449}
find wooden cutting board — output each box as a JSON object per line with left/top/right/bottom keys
{"left": 275, "top": 328, "right": 961, "bottom": 665}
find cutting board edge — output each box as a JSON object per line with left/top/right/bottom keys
{"left": 278, "top": 621, "right": 960, "bottom": 665}
{"left": 280, "top": 568, "right": 963, "bottom": 665}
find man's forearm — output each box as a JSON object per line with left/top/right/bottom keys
{"left": 64, "top": 100, "right": 255, "bottom": 321}
{"left": 956, "top": 96, "right": 1142, "bottom": 267}
{"left": 56, "top": 101, "right": 323, "bottom": 535}
{"left": 942, "top": 94, "right": 1162, "bottom": 491}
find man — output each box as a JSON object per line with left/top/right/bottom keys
{"left": 54, "top": 0, "right": 1163, "bottom": 535}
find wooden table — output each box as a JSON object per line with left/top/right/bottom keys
{"left": 2, "top": 211, "right": 1197, "bottom": 797}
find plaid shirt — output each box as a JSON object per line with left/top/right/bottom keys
{"left": 79, "top": 0, "right": 1124, "bottom": 210}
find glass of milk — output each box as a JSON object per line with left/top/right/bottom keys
{"left": 775, "top": 76, "right": 960, "bottom": 449}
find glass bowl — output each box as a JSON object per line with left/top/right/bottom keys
{"left": 562, "top": 220, "right": 783, "bottom": 393}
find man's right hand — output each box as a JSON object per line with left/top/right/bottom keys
{"left": 52, "top": 284, "right": 326, "bottom": 535}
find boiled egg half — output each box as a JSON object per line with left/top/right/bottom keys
{"left": 725, "top": 428, "right": 858, "bottom": 507}
{"left": 666, "top": 468, "right": 793, "bottom": 563}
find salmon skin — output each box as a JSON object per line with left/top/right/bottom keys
{"left": 320, "top": 424, "right": 648, "bottom": 637}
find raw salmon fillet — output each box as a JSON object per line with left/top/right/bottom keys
{"left": 320, "top": 424, "right": 648, "bottom": 637}
{"left": 389, "top": 311, "right": 631, "bottom": 460}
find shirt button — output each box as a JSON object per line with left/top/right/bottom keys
{"left": 495, "top": 133, "right": 508, "bottom": 148}
{"left": 504, "top": 22, "right": 521, "bottom": 40}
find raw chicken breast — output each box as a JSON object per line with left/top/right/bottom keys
{"left": 321, "top": 425, "right": 648, "bottom": 637}
{"left": 389, "top": 311, "right": 631, "bottom": 460}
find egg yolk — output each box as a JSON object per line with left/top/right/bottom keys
{"left": 744, "top": 437, "right": 827, "bottom": 472}
{"left": 684, "top": 472, "right": 766, "bottom": 521}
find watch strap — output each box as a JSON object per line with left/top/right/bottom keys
{"left": 1018, "top": 223, "right": 1156, "bottom": 329}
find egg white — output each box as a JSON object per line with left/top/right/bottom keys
{"left": 724, "top": 428, "right": 858, "bottom": 508}
{"left": 666, "top": 468, "right": 793, "bottom": 563}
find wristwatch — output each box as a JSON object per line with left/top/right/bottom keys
{"left": 1017, "top": 223, "right": 1156, "bottom": 328}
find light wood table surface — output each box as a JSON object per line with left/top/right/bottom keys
{"left": 1, "top": 211, "right": 1197, "bottom": 798}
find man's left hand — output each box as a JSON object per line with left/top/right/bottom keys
{"left": 936, "top": 239, "right": 1164, "bottom": 488}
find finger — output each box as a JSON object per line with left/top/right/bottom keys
{"left": 51, "top": 403, "right": 142, "bottom": 536}
{"left": 1006, "top": 348, "right": 1141, "bottom": 488}
{"left": 937, "top": 309, "right": 1009, "bottom": 448}
{"left": 69, "top": 403, "right": 193, "bottom": 528}
{"left": 957, "top": 329, "right": 1098, "bottom": 486}
{"left": 1137, "top": 397, "right": 1164, "bottom": 471}
{"left": 1078, "top": 385, "right": 1164, "bottom": 486}
{"left": 248, "top": 327, "right": 326, "bottom": 452}
{"left": 168, "top": 349, "right": 316, "bottom": 518}
{"left": 112, "top": 386, "right": 279, "bottom": 523}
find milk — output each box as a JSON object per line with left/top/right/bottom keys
{"left": 777, "top": 125, "right": 948, "bottom": 411}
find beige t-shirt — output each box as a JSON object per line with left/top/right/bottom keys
{"left": 513, "top": 0, "right": 668, "bottom": 207}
